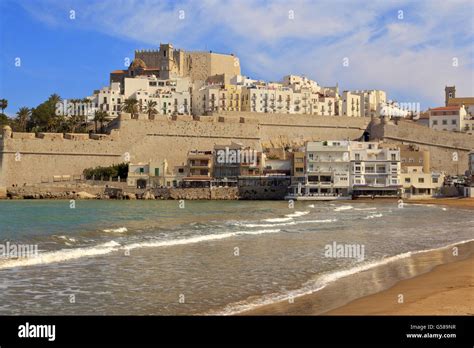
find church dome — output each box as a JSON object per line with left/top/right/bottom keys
{"left": 130, "top": 58, "right": 147, "bottom": 70}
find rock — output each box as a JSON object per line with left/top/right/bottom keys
{"left": 142, "top": 191, "right": 155, "bottom": 200}
{"left": 76, "top": 191, "right": 97, "bottom": 199}
{"left": 123, "top": 192, "right": 136, "bottom": 200}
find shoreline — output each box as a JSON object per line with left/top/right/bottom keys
{"left": 241, "top": 240, "right": 474, "bottom": 316}
{"left": 2, "top": 188, "right": 474, "bottom": 207}
{"left": 324, "top": 254, "right": 474, "bottom": 315}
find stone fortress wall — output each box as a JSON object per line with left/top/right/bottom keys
{"left": 370, "top": 118, "right": 474, "bottom": 174}
{"left": 1, "top": 113, "right": 473, "bottom": 188}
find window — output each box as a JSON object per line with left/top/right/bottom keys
{"left": 433, "top": 120, "right": 438, "bottom": 125}
{"left": 432, "top": 177, "right": 438, "bottom": 183}
{"left": 452, "top": 119, "right": 457, "bottom": 125}
{"left": 442, "top": 120, "right": 448, "bottom": 125}
{"left": 355, "top": 154, "right": 360, "bottom": 160}
{"left": 309, "top": 154, "right": 314, "bottom": 160}
{"left": 391, "top": 154, "right": 396, "bottom": 161}
{"left": 178, "top": 168, "right": 184, "bottom": 173}
{"left": 154, "top": 168, "right": 160, "bottom": 176}
{"left": 418, "top": 178, "right": 424, "bottom": 183}
{"left": 139, "top": 168, "right": 144, "bottom": 174}
{"left": 405, "top": 178, "right": 411, "bottom": 183}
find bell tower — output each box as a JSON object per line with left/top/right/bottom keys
{"left": 445, "top": 85, "right": 456, "bottom": 106}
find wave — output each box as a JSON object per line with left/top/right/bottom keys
{"left": 0, "top": 230, "right": 281, "bottom": 270}
{"left": 209, "top": 238, "right": 474, "bottom": 315}
{"left": 0, "top": 241, "right": 121, "bottom": 270}
{"left": 285, "top": 211, "right": 310, "bottom": 218}
{"left": 334, "top": 205, "right": 353, "bottom": 212}
{"left": 55, "top": 235, "right": 78, "bottom": 243}
{"left": 308, "top": 204, "right": 315, "bottom": 208}
{"left": 263, "top": 217, "right": 293, "bottom": 223}
{"left": 238, "top": 219, "right": 337, "bottom": 228}
{"left": 103, "top": 227, "right": 128, "bottom": 233}
{"left": 354, "top": 207, "right": 377, "bottom": 211}
{"left": 125, "top": 229, "right": 281, "bottom": 251}
{"left": 363, "top": 213, "right": 383, "bottom": 219}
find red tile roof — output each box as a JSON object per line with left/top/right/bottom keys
{"left": 429, "top": 106, "right": 461, "bottom": 111}
{"left": 111, "top": 70, "right": 126, "bottom": 74}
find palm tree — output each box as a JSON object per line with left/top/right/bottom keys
{"left": 49, "top": 94, "right": 61, "bottom": 104}
{"left": 16, "top": 107, "right": 31, "bottom": 132}
{"left": 121, "top": 98, "right": 139, "bottom": 118}
{"left": 145, "top": 100, "right": 158, "bottom": 120}
{"left": 0, "top": 99, "right": 8, "bottom": 114}
{"left": 67, "top": 114, "right": 83, "bottom": 133}
{"left": 93, "top": 110, "right": 108, "bottom": 133}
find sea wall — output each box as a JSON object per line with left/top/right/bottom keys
{"left": 2, "top": 112, "right": 472, "bottom": 188}
{"left": 370, "top": 119, "right": 474, "bottom": 174}
{"left": 213, "top": 111, "right": 369, "bottom": 148}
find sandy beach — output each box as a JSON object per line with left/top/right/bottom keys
{"left": 325, "top": 255, "right": 474, "bottom": 315}
{"left": 242, "top": 241, "right": 474, "bottom": 316}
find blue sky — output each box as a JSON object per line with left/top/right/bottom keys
{"left": 1, "top": 0, "right": 473, "bottom": 116}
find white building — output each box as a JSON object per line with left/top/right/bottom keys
{"left": 428, "top": 105, "right": 470, "bottom": 132}
{"left": 302, "top": 140, "right": 351, "bottom": 197}
{"left": 341, "top": 91, "right": 361, "bottom": 117}
{"left": 350, "top": 142, "right": 401, "bottom": 197}
{"left": 282, "top": 75, "right": 321, "bottom": 93}
{"left": 90, "top": 75, "right": 192, "bottom": 119}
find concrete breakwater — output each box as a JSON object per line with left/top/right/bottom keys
{"left": 3, "top": 185, "right": 287, "bottom": 200}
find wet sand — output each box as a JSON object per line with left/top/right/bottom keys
{"left": 325, "top": 255, "right": 474, "bottom": 315}
{"left": 242, "top": 240, "right": 474, "bottom": 315}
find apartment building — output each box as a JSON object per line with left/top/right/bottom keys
{"left": 400, "top": 166, "right": 443, "bottom": 198}
{"left": 341, "top": 91, "right": 361, "bottom": 117}
{"left": 90, "top": 75, "right": 192, "bottom": 119}
{"left": 428, "top": 105, "right": 471, "bottom": 132}
{"left": 305, "top": 140, "right": 351, "bottom": 197}
{"left": 193, "top": 83, "right": 242, "bottom": 115}
{"left": 350, "top": 142, "right": 401, "bottom": 197}
{"left": 213, "top": 142, "right": 261, "bottom": 180}
{"left": 287, "top": 141, "right": 351, "bottom": 199}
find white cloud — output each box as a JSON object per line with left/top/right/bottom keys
{"left": 19, "top": 0, "right": 474, "bottom": 108}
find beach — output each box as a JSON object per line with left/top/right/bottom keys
{"left": 0, "top": 199, "right": 472, "bottom": 315}
{"left": 324, "top": 255, "right": 474, "bottom": 315}
{"left": 242, "top": 240, "right": 474, "bottom": 316}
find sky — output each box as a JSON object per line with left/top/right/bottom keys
{"left": 0, "top": 0, "right": 473, "bottom": 116}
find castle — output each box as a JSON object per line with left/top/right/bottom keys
{"left": 0, "top": 44, "right": 473, "bottom": 192}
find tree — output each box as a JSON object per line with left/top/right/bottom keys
{"left": 0, "top": 113, "right": 9, "bottom": 127}
{"left": 83, "top": 163, "right": 129, "bottom": 180}
{"left": 145, "top": 100, "right": 158, "bottom": 119}
{"left": 0, "top": 99, "right": 8, "bottom": 114}
{"left": 93, "top": 110, "right": 108, "bottom": 133}
{"left": 16, "top": 107, "right": 31, "bottom": 132}
{"left": 121, "top": 98, "right": 139, "bottom": 118}
{"left": 30, "top": 94, "right": 63, "bottom": 132}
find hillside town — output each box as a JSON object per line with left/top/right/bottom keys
{"left": 1, "top": 43, "right": 473, "bottom": 200}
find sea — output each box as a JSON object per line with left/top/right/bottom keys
{"left": 0, "top": 200, "right": 472, "bottom": 315}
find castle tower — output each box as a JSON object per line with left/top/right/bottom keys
{"left": 445, "top": 86, "right": 456, "bottom": 106}
{"left": 159, "top": 43, "right": 175, "bottom": 79}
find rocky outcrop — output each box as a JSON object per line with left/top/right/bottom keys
{"left": 76, "top": 191, "right": 97, "bottom": 199}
